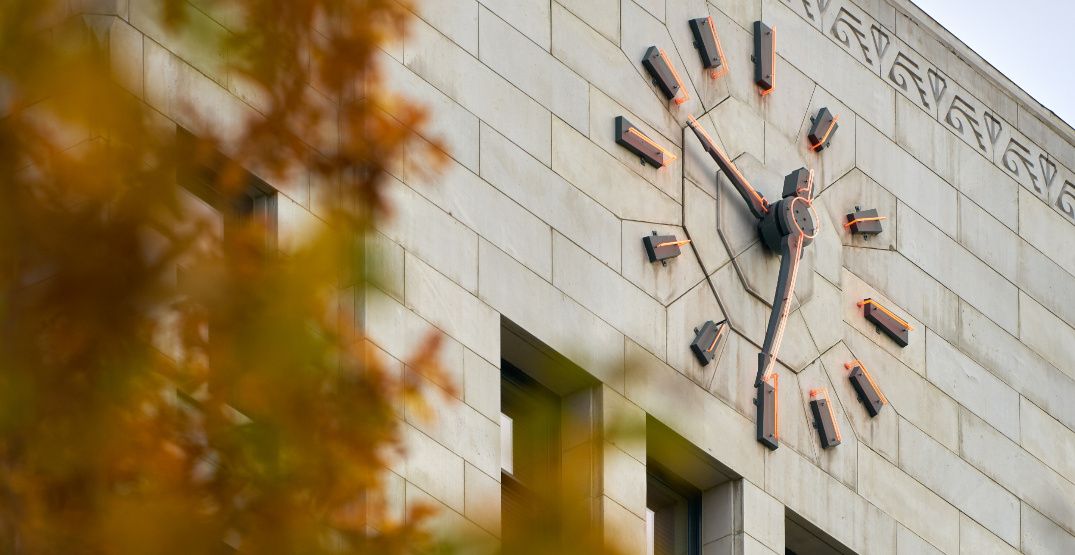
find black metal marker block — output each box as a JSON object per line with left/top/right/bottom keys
{"left": 808, "top": 107, "right": 838, "bottom": 151}
{"left": 846, "top": 208, "right": 883, "bottom": 235}
{"left": 643, "top": 231, "right": 683, "bottom": 265}
{"left": 689, "top": 17, "right": 724, "bottom": 72}
{"left": 863, "top": 299, "right": 910, "bottom": 347}
{"left": 753, "top": 21, "right": 774, "bottom": 93}
{"left": 756, "top": 381, "right": 779, "bottom": 450}
{"left": 849, "top": 364, "right": 885, "bottom": 417}
{"left": 615, "top": 116, "right": 669, "bottom": 167}
{"left": 690, "top": 319, "right": 726, "bottom": 366}
{"left": 810, "top": 396, "right": 841, "bottom": 449}
{"left": 642, "top": 46, "right": 681, "bottom": 101}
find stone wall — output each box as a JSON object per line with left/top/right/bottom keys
{"left": 92, "top": 0, "right": 1075, "bottom": 553}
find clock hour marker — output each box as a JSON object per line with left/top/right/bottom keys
{"left": 809, "top": 388, "right": 842, "bottom": 449}
{"left": 808, "top": 107, "right": 839, "bottom": 151}
{"left": 690, "top": 319, "right": 727, "bottom": 366}
{"left": 615, "top": 116, "right": 677, "bottom": 168}
{"left": 643, "top": 231, "right": 690, "bottom": 265}
{"left": 845, "top": 360, "right": 888, "bottom": 417}
{"left": 859, "top": 298, "right": 913, "bottom": 347}
{"left": 642, "top": 46, "right": 690, "bottom": 105}
{"left": 753, "top": 21, "right": 775, "bottom": 95}
{"left": 689, "top": 16, "right": 729, "bottom": 80}
{"left": 845, "top": 207, "right": 886, "bottom": 236}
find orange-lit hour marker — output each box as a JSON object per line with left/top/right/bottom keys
{"left": 845, "top": 360, "right": 889, "bottom": 405}
{"left": 843, "top": 215, "right": 888, "bottom": 228}
{"left": 626, "top": 127, "right": 677, "bottom": 165}
{"left": 769, "top": 373, "right": 780, "bottom": 440}
{"left": 810, "top": 114, "right": 840, "bottom": 150}
{"left": 707, "top": 17, "right": 729, "bottom": 80}
{"left": 659, "top": 48, "right": 690, "bottom": 105}
{"left": 760, "top": 26, "right": 776, "bottom": 96}
{"left": 857, "top": 299, "right": 914, "bottom": 331}
{"left": 655, "top": 239, "right": 691, "bottom": 249}
{"left": 707, "top": 323, "right": 725, "bottom": 353}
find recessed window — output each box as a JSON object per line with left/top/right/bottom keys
{"left": 646, "top": 468, "right": 701, "bottom": 555}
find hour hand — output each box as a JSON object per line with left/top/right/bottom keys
{"left": 686, "top": 115, "right": 769, "bottom": 219}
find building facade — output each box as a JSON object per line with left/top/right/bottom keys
{"left": 94, "top": 0, "right": 1075, "bottom": 553}
{"left": 369, "top": 0, "right": 1075, "bottom": 553}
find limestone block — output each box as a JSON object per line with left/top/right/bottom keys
{"left": 379, "top": 178, "right": 478, "bottom": 292}
{"left": 765, "top": 444, "right": 897, "bottom": 555}
{"left": 740, "top": 480, "right": 786, "bottom": 554}
{"left": 1020, "top": 397, "right": 1075, "bottom": 491}
{"left": 588, "top": 87, "right": 683, "bottom": 199}
{"left": 624, "top": 339, "right": 764, "bottom": 484}
{"left": 772, "top": 364, "right": 819, "bottom": 461}
{"left": 601, "top": 385, "right": 646, "bottom": 464}
{"left": 702, "top": 330, "right": 761, "bottom": 420}
{"left": 1016, "top": 237, "right": 1075, "bottom": 330}
{"left": 941, "top": 50, "right": 1018, "bottom": 129}
{"left": 818, "top": 169, "right": 897, "bottom": 252}
{"left": 1021, "top": 503, "right": 1075, "bottom": 555}
{"left": 799, "top": 273, "right": 842, "bottom": 354}
{"left": 988, "top": 118, "right": 1053, "bottom": 204}
{"left": 706, "top": 98, "right": 767, "bottom": 176}
{"left": 857, "top": 443, "right": 958, "bottom": 554}
{"left": 957, "top": 302, "right": 1075, "bottom": 433}
{"left": 621, "top": 220, "right": 707, "bottom": 307}
{"left": 843, "top": 247, "right": 959, "bottom": 342}
{"left": 856, "top": 119, "right": 957, "bottom": 239}
{"left": 479, "top": 8, "right": 588, "bottom": 133}
{"left": 405, "top": 253, "right": 499, "bottom": 365}
{"left": 1019, "top": 293, "right": 1075, "bottom": 382}
{"left": 480, "top": 124, "right": 621, "bottom": 270}
{"left": 83, "top": 15, "right": 143, "bottom": 99}
{"left": 683, "top": 179, "right": 733, "bottom": 275}
{"left": 897, "top": 418, "right": 1019, "bottom": 546}
{"left": 367, "top": 469, "right": 406, "bottom": 533}
{"left": 957, "top": 196, "right": 1019, "bottom": 281}
{"left": 552, "top": 4, "right": 682, "bottom": 144}
{"left": 958, "top": 513, "right": 1018, "bottom": 555}
{"left": 381, "top": 52, "right": 479, "bottom": 172}
{"left": 553, "top": 233, "right": 667, "bottom": 359}
{"left": 710, "top": 0, "right": 761, "bottom": 31}
{"left": 557, "top": 0, "right": 619, "bottom": 44}
{"left": 765, "top": 0, "right": 896, "bottom": 136}
{"left": 405, "top": 17, "right": 551, "bottom": 164}
{"left": 405, "top": 369, "right": 500, "bottom": 478}
{"left": 819, "top": 342, "right": 898, "bottom": 464}
{"left": 1019, "top": 187, "right": 1075, "bottom": 278}
{"left": 796, "top": 360, "right": 856, "bottom": 489}
{"left": 412, "top": 0, "right": 477, "bottom": 55}
{"left": 840, "top": 267, "right": 927, "bottom": 373}
{"left": 754, "top": 63, "right": 814, "bottom": 151}
{"left": 843, "top": 327, "right": 957, "bottom": 451}
{"left": 925, "top": 330, "right": 1020, "bottom": 441}
{"left": 477, "top": 0, "right": 550, "bottom": 50}
{"left": 402, "top": 305, "right": 467, "bottom": 393}
{"left": 463, "top": 462, "right": 500, "bottom": 536}
{"left": 463, "top": 348, "right": 500, "bottom": 423}
{"left": 895, "top": 525, "right": 943, "bottom": 555}
{"left": 603, "top": 442, "right": 646, "bottom": 518}
{"left": 796, "top": 87, "right": 856, "bottom": 194}
{"left": 143, "top": 39, "right": 256, "bottom": 149}
{"left": 552, "top": 118, "right": 680, "bottom": 224}
{"left": 934, "top": 79, "right": 993, "bottom": 162}
{"left": 804, "top": 202, "right": 842, "bottom": 290}
{"left": 364, "top": 231, "right": 405, "bottom": 301}
{"left": 131, "top": 0, "right": 228, "bottom": 85}
{"left": 1019, "top": 106, "right": 1075, "bottom": 176}
{"left": 879, "top": 35, "right": 944, "bottom": 122}
{"left": 276, "top": 192, "right": 327, "bottom": 253}
{"left": 620, "top": 0, "right": 704, "bottom": 117}
{"left": 479, "top": 240, "right": 626, "bottom": 389}
{"left": 405, "top": 151, "right": 552, "bottom": 280}
{"left": 960, "top": 411, "right": 1075, "bottom": 537}
{"left": 404, "top": 425, "right": 466, "bottom": 512}
{"left": 603, "top": 496, "right": 647, "bottom": 555}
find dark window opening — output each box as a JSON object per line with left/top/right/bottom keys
{"left": 646, "top": 463, "right": 701, "bottom": 555}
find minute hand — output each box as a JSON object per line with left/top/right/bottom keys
{"left": 686, "top": 116, "right": 769, "bottom": 219}
{"left": 755, "top": 228, "right": 804, "bottom": 386}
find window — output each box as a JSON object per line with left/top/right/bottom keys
{"left": 646, "top": 465, "right": 701, "bottom": 555}
{"left": 500, "top": 361, "right": 561, "bottom": 549}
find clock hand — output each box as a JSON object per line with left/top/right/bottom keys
{"left": 686, "top": 115, "right": 769, "bottom": 219}
{"left": 755, "top": 229, "right": 804, "bottom": 386}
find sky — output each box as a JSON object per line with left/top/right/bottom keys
{"left": 911, "top": 0, "right": 1075, "bottom": 128}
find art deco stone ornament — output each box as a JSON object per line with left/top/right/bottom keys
{"left": 686, "top": 115, "right": 820, "bottom": 450}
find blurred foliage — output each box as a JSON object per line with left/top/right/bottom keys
{"left": 0, "top": 0, "right": 639, "bottom": 553}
